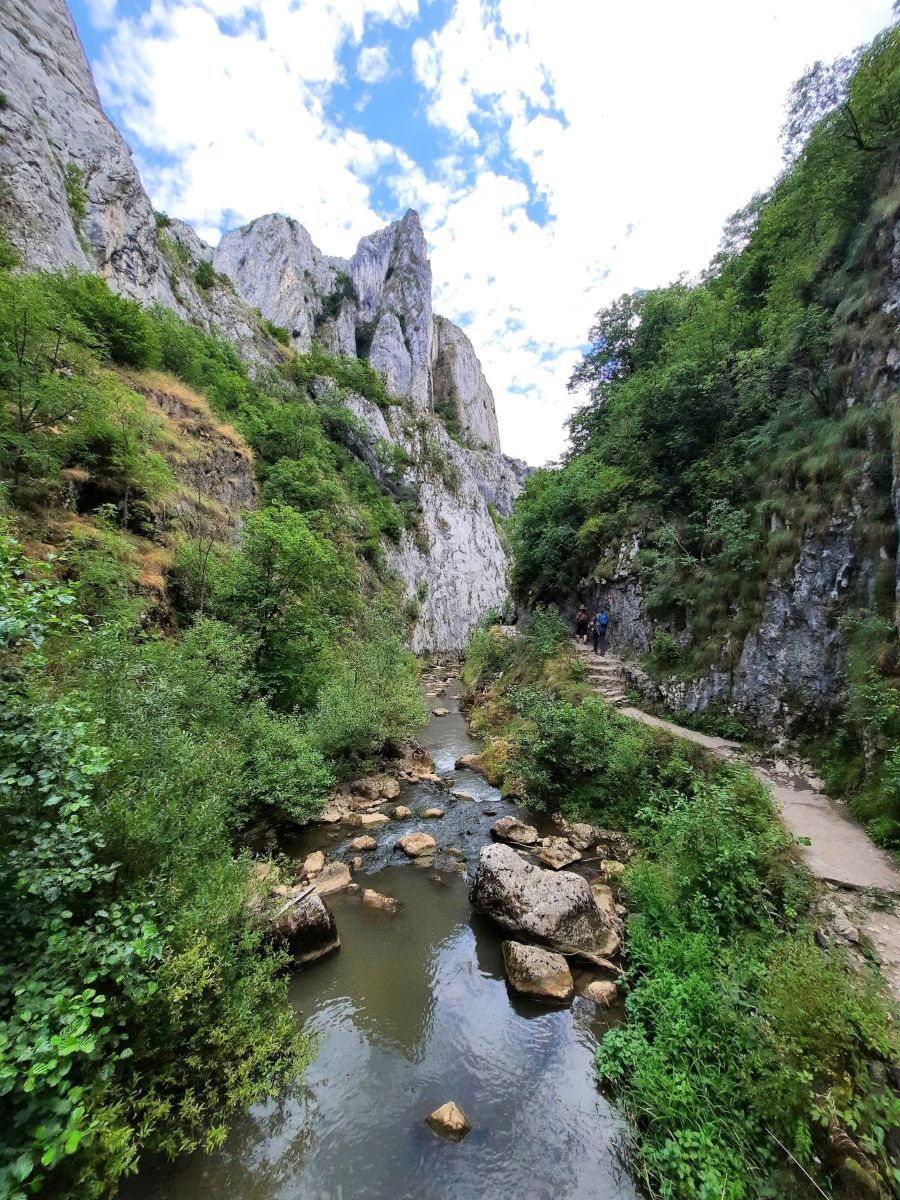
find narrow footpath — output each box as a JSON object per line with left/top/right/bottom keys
{"left": 575, "top": 642, "right": 900, "bottom": 997}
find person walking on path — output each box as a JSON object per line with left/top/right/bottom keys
{"left": 593, "top": 606, "right": 609, "bottom": 656}
{"left": 575, "top": 604, "right": 588, "bottom": 643}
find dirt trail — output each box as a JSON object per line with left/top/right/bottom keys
{"left": 575, "top": 643, "right": 900, "bottom": 997}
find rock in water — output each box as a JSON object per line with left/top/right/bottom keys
{"left": 349, "top": 835, "right": 377, "bottom": 852}
{"left": 314, "top": 862, "right": 352, "bottom": 896}
{"left": 566, "top": 822, "right": 597, "bottom": 851}
{"left": 302, "top": 851, "right": 325, "bottom": 878}
{"left": 491, "top": 815, "right": 539, "bottom": 847}
{"left": 362, "top": 889, "right": 398, "bottom": 914}
{"left": 273, "top": 891, "right": 340, "bottom": 966}
{"left": 392, "top": 805, "right": 412, "bottom": 820}
{"left": 585, "top": 980, "right": 619, "bottom": 1007}
{"left": 469, "top": 843, "right": 619, "bottom": 963}
{"left": 455, "top": 752, "right": 491, "bottom": 779}
{"left": 501, "top": 942, "right": 574, "bottom": 1003}
{"left": 421, "top": 807, "right": 444, "bottom": 819}
{"left": 397, "top": 832, "right": 437, "bottom": 858}
{"left": 357, "top": 812, "right": 389, "bottom": 828}
{"left": 425, "top": 1102, "right": 471, "bottom": 1142}
{"left": 432, "top": 707, "right": 450, "bottom": 717}
{"left": 539, "top": 837, "right": 582, "bottom": 870}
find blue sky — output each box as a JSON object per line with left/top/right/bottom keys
{"left": 69, "top": 0, "right": 895, "bottom": 463}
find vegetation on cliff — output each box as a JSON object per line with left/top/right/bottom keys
{"left": 509, "top": 26, "right": 900, "bottom": 840}
{"left": 0, "top": 248, "right": 424, "bottom": 1196}
{"left": 463, "top": 614, "right": 899, "bottom": 1199}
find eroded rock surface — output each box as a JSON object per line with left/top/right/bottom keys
{"left": 491, "top": 816, "right": 539, "bottom": 847}
{"left": 502, "top": 941, "right": 574, "bottom": 1003}
{"left": 469, "top": 844, "right": 620, "bottom": 963}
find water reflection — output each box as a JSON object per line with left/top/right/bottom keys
{"left": 124, "top": 683, "right": 637, "bottom": 1200}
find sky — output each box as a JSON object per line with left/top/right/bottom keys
{"left": 69, "top": 0, "right": 895, "bottom": 465}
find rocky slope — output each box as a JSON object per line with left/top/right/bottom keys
{"left": 1, "top": 0, "right": 524, "bottom": 650}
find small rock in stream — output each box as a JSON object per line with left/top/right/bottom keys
{"left": 585, "top": 980, "right": 619, "bottom": 1007}
{"left": 392, "top": 805, "right": 412, "bottom": 820}
{"left": 425, "top": 1102, "right": 471, "bottom": 1142}
{"left": 302, "top": 851, "right": 325, "bottom": 879}
{"left": 349, "top": 835, "right": 377, "bottom": 852}
{"left": 314, "top": 862, "right": 352, "bottom": 896}
{"left": 362, "top": 889, "right": 398, "bottom": 914}
{"left": 421, "top": 807, "right": 444, "bottom": 819}
{"left": 491, "top": 815, "right": 539, "bottom": 847}
{"left": 539, "top": 838, "right": 582, "bottom": 870}
{"left": 397, "top": 832, "right": 437, "bottom": 858}
{"left": 502, "top": 941, "right": 574, "bottom": 1003}
{"left": 432, "top": 708, "right": 450, "bottom": 717}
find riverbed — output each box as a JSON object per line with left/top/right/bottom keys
{"left": 125, "top": 679, "right": 637, "bottom": 1199}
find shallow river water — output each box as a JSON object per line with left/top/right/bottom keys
{"left": 126, "top": 681, "right": 638, "bottom": 1200}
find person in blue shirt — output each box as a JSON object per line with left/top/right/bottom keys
{"left": 593, "top": 606, "right": 609, "bottom": 656}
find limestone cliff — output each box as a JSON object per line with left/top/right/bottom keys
{"left": 1, "top": 0, "right": 521, "bottom": 650}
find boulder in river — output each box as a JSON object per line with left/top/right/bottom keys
{"left": 314, "top": 861, "right": 352, "bottom": 896}
{"left": 539, "top": 837, "right": 582, "bottom": 870}
{"left": 362, "top": 888, "right": 398, "bottom": 914}
{"left": 392, "top": 805, "right": 412, "bottom": 820}
{"left": 349, "top": 835, "right": 377, "bottom": 852}
{"left": 397, "top": 832, "right": 437, "bottom": 858}
{"left": 273, "top": 889, "right": 340, "bottom": 966}
{"left": 502, "top": 941, "right": 574, "bottom": 1003}
{"left": 469, "top": 843, "right": 620, "bottom": 964}
{"left": 565, "top": 822, "right": 597, "bottom": 851}
{"left": 421, "top": 807, "right": 444, "bottom": 819}
{"left": 455, "top": 752, "right": 491, "bottom": 779}
{"left": 357, "top": 812, "right": 390, "bottom": 828}
{"left": 432, "top": 707, "right": 450, "bottom": 717}
{"left": 351, "top": 777, "right": 381, "bottom": 802}
{"left": 491, "top": 815, "right": 539, "bottom": 847}
{"left": 379, "top": 777, "right": 401, "bottom": 800}
{"left": 302, "top": 851, "right": 325, "bottom": 879}
{"left": 425, "top": 1101, "right": 471, "bottom": 1142}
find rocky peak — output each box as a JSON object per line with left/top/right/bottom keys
{"left": 1, "top": 0, "right": 524, "bottom": 651}
{"left": 213, "top": 213, "right": 342, "bottom": 349}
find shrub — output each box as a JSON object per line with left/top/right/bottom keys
{"left": 312, "top": 612, "right": 425, "bottom": 764}
{"left": 193, "top": 259, "right": 216, "bottom": 290}
{"left": 63, "top": 162, "right": 88, "bottom": 224}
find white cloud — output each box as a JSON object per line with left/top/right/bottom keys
{"left": 88, "top": 0, "right": 895, "bottom": 464}
{"left": 403, "top": 0, "right": 896, "bottom": 463}
{"left": 357, "top": 43, "right": 391, "bottom": 83}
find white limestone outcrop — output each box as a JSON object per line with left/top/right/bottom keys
{"left": 1, "top": 0, "right": 524, "bottom": 651}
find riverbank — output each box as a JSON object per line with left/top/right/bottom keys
{"left": 123, "top": 664, "right": 638, "bottom": 1200}
{"left": 461, "top": 612, "right": 900, "bottom": 1200}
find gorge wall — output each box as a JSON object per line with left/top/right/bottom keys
{"left": 0, "top": 0, "right": 525, "bottom": 650}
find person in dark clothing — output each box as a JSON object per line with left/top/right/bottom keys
{"left": 593, "top": 606, "right": 609, "bottom": 655}
{"left": 575, "top": 604, "right": 588, "bottom": 643}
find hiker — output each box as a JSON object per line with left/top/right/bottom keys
{"left": 593, "top": 606, "right": 609, "bottom": 656}
{"left": 575, "top": 604, "right": 588, "bottom": 643}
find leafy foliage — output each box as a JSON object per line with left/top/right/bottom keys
{"left": 462, "top": 626, "right": 900, "bottom": 1199}
{"left": 508, "top": 25, "right": 900, "bottom": 835}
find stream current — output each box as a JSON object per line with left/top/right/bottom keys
{"left": 125, "top": 680, "right": 638, "bottom": 1200}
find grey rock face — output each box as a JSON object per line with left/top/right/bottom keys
{"left": 587, "top": 514, "right": 876, "bottom": 734}
{"left": 0, "top": 0, "right": 174, "bottom": 304}
{"left": 469, "top": 843, "right": 619, "bottom": 963}
{"left": 213, "top": 213, "right": 342, "bottom": 349}
{"left": 2, "top": 0, "right": 522, "bottom": 652}
{"left": 432, "top": 316, "right": 501, "bottom": 452}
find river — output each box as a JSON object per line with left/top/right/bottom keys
{"left": 125, "top": 676, "right": 638, "bottom": 1200}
